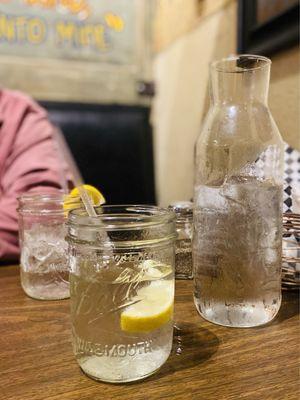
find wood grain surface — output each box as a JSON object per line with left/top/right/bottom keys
{"left": 0, "top": 265, "right": 299, "bottom": 400}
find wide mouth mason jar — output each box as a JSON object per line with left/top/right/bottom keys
{"left": 66, "top": 205, "right": 176, "bottom": 383}
{"left": 18, "top": 192, "right": 69, "bottom": 300}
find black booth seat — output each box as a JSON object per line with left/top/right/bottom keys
{"left": 40, "top": 102, "right": 156, "bottom": 205}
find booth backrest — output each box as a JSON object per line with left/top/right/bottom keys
{"left": 40, "top": 102, "right": 155, "bottom": 204}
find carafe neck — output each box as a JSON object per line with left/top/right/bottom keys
{"left": 210, "top": 55, "right": 270, "bottom": 106}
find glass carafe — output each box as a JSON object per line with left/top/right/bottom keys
{"left": 193, "top": 55, "right": 284, "bottom": 328}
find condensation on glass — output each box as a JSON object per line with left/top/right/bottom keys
{"left": 169, "top": 201, "right": 193, "bottom": 280}
{"left": 193, "top": 55, "right": 284, "bottom": 328}
{"left": 18, "top": 192, "right": 69, "bottom": 300}
{"left": 67, "top": 205, "right": 176, "bottom": 383}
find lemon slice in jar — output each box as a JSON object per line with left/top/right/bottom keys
{"left": 120, "top": 280, "right": 174, "bottom": 333}
{"left": 63, "top": 184, "right": 106, "bottom": 213}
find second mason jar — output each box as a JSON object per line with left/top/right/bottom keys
{"left": 18, "top": 192, "right": 69, "bottom": 300}
{"left": 67, "top": 205, "right": 176, "bottom": 383}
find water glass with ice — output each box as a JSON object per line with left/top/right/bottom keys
{"left": 18, "top": 192, "right": 69, "bottom": 300}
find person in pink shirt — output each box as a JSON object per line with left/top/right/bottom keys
{"left": 0, "top": 89, "right": 73, "bottom": 262}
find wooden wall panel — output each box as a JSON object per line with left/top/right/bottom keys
{"left": 154, "top": 0, "right": 235, "bottom": 52}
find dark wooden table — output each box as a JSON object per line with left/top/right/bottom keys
{"left": 0, "top": 266, "right": 299, "bottom": 400}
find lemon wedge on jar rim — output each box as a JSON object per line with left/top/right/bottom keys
{"left": 63, "top": 184, "right": 105, "bottom": 212}
{"left": 120, "top": 280, "right": 174, "bottom": 333}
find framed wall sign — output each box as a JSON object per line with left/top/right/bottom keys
{"left": 0, "top": 0, "right": 153, "bottom": 104}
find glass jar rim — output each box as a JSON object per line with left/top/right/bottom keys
{"left": 211, "top": 54, "right": 271, "bottom": 74}
{"left": 68, "top": 205, "right": 176, "bottom": 231}
{"left": 17, "top": 190, "right": 65, "bottom": 215}
{"left": 18, "top": 191, "right": 65, "bottom": 203}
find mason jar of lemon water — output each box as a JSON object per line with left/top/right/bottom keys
{"left": 66, "top": 205, "right": 176, "bottom": 383}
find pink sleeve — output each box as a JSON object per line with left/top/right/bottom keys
{"left": 0, "top": 104, "right": 70, "bottom": 261}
